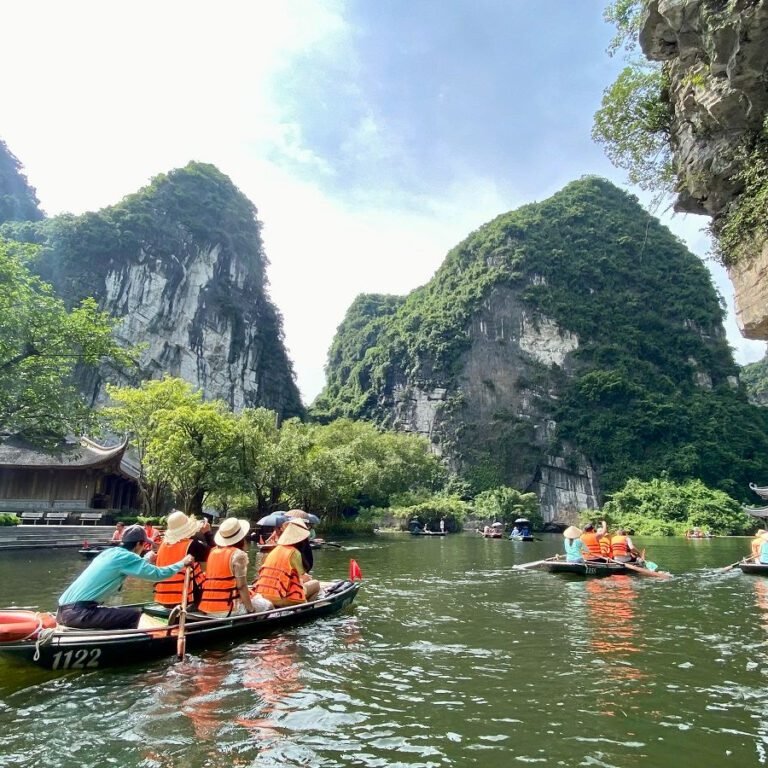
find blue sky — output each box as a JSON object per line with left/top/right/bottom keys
{"left": 2, "top": 0, "right": 763, "bottom": 403}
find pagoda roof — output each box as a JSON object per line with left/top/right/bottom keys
{"left": 0, "top": 436, "right": 139, "bottom": 480}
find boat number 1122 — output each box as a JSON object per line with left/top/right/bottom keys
{"left": 51, "top": 649, "right": 102, "bottom": 669}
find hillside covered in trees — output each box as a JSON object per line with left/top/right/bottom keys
{"left": 313, "top": 177, "right": 768, "bottom": 505}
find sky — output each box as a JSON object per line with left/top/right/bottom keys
{"left": 2, "top": 0, "right": 764, "bottom": 404}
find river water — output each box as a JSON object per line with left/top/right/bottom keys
{"left": 0, "top": 533, "right": 767, "bottom": 768}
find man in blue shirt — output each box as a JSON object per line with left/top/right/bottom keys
{"left": 57, "top": 524, "right": 193, "bottom": 630}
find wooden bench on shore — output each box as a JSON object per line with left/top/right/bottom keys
{"left": 20, "top": 511, "right": 45, "bottom": 525}
{"left": 76, "top": 511, "right": 104, "bottom": 525}
{"left": 45, "top": 511, "right": 71, "bottom": 524}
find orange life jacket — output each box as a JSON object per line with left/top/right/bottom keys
{"left": 197, "top": 547, "right": 238, "bottom": 614}
{"left": 254, "top": 545, "right": 305, "bottom": 604}
{"left": 581, "top": 532, "right": 602, "bottom": 556}
{"left": 611, "top": 535, "right": 630, "bottom": 558}
{"left": 153, "top": 539, "right": 204, "bottom": 606}
{"left": 600, "top": 535, "right": 613, "bottom": 558}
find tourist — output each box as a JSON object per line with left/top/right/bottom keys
{"left": 253, "top": 520, "right": 320, "bottom": 607}
{"left": 110, "top": 521, "right": 125, "bottom": 542}
{"left": 600, "top": 531, "right": 614, "bottom": 559}
{"left": 563, "top": 526, "right": 591, "bottom": 563}
{"left": 440, "top": 517, "right": 446, "bottom": 533}
{"left": 198, "top": 517, "right": 256, "bottom": 617}
{"left": 510, "top": 525, "right": 522, "bottom": 537}
{"left": 751, "top": 530, "right": 767, "bottom": 560}
{"left": 580, "top": 521, "right": 608, "bottom": 559}
{"left": 142, "top": 519, "right": 162, "bottom": 553}
{"left": 57, "top": 524, "right": 193, "bottom": 630}
{"left": 610, "top": 528, "right": 640, "bottom": 563}
{"left": 153, "top": 510, "right": 211, "bottom": 607}
{"left": 759, "top": 532, "right": 768, "bottom": 565}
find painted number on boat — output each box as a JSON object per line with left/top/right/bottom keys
{"left": 51, "top": 648, "right": 102, "bottom": 670}
{"left": 585, "top": 566, "right": 597, "bottom": 575}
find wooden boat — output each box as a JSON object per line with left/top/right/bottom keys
{"left": 409, "top": 529, "right": 446, "bottom": 536}
{"left": 0, "top": 579, "right": 360, "bottom": 670}
{"left": 738, "top": 561, "right": 768, "bottom": 576}
{"left": 78, "top": 545, "right": 114, "bottom": 559}
{"left": 508, "top": 534, "right": 534, "bottom": 542}
{"left": 538, "top": 560, "right": 632, "bottom": 577}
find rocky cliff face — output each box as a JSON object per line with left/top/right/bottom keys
{"left": 640, "top": 0, "right": 768, "bottom": 338}
{"left": 34, "top": 163, "right": 303, "bottom": 419}
{"left": 316, "top": 178, "right": 760, "bottom": 521}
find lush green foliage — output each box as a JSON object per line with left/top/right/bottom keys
{"left": 389, "top": 495, "right": 471, "bottom": 531}
{"left": 314, "top": 177, "right": 768, "bottom": 501}
{"left": 0, "top": 140, "right": 43, "bottom": 224}
{"left": 101, "top": 378, "right": 445, "bottom": 520}
{"left": 0, "top": 238, "right": 133, "bottom": 443}
{"left": 601, "top": 477, "right": 750, "bottom": 536}
{"left": 712, "top": 117, "right": 768, "bottom": 267}
{"left": 0, "top": 513, "right": 20, "bottom": 526}
{"left": 473, "top": 486, "right": 541, "bottom": 529}
{"left": 592, "top": 65, "right": 674, "bottom": 194}
{"left": 740, "top": 355, "right": 768, "bottom": 405}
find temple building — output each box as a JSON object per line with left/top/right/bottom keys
{"left": 0, "top": 437, "right": 139, "bottom": 516}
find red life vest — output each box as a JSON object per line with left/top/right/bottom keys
{"left": 153, "top": 538, "right": 204, "bottom": 606}
{"left": 581, "top": 532, "right": 602, "bottom": 556}
{"left": 198, "top": 547, "right": 238, "bottom": 614}
{"left": 611, "top": 535, "right": 630, "bottom": 558}
{"left": 255, "top": 545, "right": 305, "bottom": 604}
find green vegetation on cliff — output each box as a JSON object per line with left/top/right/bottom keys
{"left": 0, "top": 139, "right": 43, "bottom": 224}
{"left": 314, "top": 177, "right": 768, "bottom": 501}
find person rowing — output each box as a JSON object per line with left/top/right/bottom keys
{"left": 57, "top": 524, "right": 193, "bottom": 630}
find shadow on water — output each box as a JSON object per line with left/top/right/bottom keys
{"left": 4, "top": 534, "right": 768, "bottom": 766}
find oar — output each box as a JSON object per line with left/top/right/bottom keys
{"left": 607, "top": 557, "right": 670, "bottom": 579}
{"left": 514, "top": 555, "right": 561, "bottom": 570}
{"left": 324, "top": 542, "right": 343, "bottom": 549}
{"left": 716, "top": 558, "right": 749, "bottom": 573}
{"left": 176, "top": 566, "right": 191, "bottom": 661}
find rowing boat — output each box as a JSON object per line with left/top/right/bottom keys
{"left": 738, "top": 561, "right": 768, "bottom": 576}
{"left": 536, "top": 561, "right": 636, "bottom": 577}
{"left": 508, "top": 535, "right": 534, "bottom": 542}
{"left": 0, "top": 579, "right": 360, "bottom": 670}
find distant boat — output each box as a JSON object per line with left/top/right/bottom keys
{"left": 410, "top": 529, "right": 446, "bottom": 536}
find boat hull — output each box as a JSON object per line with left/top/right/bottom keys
{"left": 739, "top": 562, "right": 768, "bottom": 576}
{"left": 508, "top": 535, "right": 534, "bottom": 542}
{"left": 539, "top": 561, "right": 632, "bottom": 577}
{"left": 0, "top": 580, "right": 360, "bottom": 670}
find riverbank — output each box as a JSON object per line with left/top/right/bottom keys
{"left": 0, "top": 525, "right": 113, "bottom": 551}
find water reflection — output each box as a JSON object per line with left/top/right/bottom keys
{"left": 585, "top": 577, "right": 645, "bottom": 714}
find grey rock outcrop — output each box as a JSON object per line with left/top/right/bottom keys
{"left": 640, "top": 0, "right": 768, "bottom": 338}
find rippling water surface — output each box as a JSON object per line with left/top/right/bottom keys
{"left": 2, "top": 534, "right": 768, "bottom": 767}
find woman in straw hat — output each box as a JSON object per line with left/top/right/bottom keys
{"left": 153, "top": 510, "right": 213, "bottom": 607}
{"left": 253, "top": 520, "right": 320, "bottom": 607}
{"left": 198, "top": 517, "right": 257, "bottom": 617}
{"left": 563, "top": 525, "right": 591, "bottom": 563}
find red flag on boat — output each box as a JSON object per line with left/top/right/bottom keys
{"left": 83, "top": 539, "right": 89, "bottom": 548}
{"left": 349, "top": 559, "right": 362, "bottom": 581}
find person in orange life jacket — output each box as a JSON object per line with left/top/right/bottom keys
{"left": 141, "top": 520, "right": 162, "bottom": 554}
{"left": 153, "top": 510, "right": 213, "bottom": 607}
{"left": 57, "top": 524, "right": 193, "bottom": 630}
{"left": 599, "top": 532, "right": 614, "bottom": 559}
{"left": 610, "top": 528, "right": 640, "bottom": 563}
{"left": 198, "top": 518, "right": 256, "bottom": 617}
{"left": 580, "top": 521, "right": 608, "bottom": 560}
{"left": 254, "top": 520, "right": 321, "bottom": 608}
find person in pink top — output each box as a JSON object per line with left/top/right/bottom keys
{"left": 110, "top": 521, "right": 125, "bottom": 542}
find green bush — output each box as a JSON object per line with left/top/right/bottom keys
{"left": 0, "top": 513, "right": 20, "bottom": 526}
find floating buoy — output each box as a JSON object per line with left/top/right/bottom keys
{"left": 0, "top": 610, "right": 57, "bottom": 642}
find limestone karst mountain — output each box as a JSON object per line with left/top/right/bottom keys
{"left": 1, "top": 157, "right": 303, "bottom": 419}
{"left": 313, "top": 177, "right": 768, "bottom": 520}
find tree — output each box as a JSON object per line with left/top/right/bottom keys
{"left": 602, "top": 477, "right": 749, "bottom": 535}
{"left": 144, "top": 400, "right": 239, "bottom": 516}
{"left": 100, "top": 376, "right": 204, "bottom": 515}
{"left": 473, "top": 487, "right": 541, "bottom": 528}
{"left": 0, "top": 239, "right": 131, "bottom": 443}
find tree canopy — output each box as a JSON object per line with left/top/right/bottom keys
{"left": 0, "top": 238, "right": 132, "bottom": 443}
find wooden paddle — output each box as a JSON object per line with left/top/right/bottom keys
{"left": 514, "top": 555, "right": 561, "bottom": 570}
{"left": 716, "top": 558, "right": 749, "bottom": 573}
{"left": 607, "top": 557, "right": 671, "bottom": 579}
{"left": 176, "top": 566, "right": 191, "bottom": 661}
